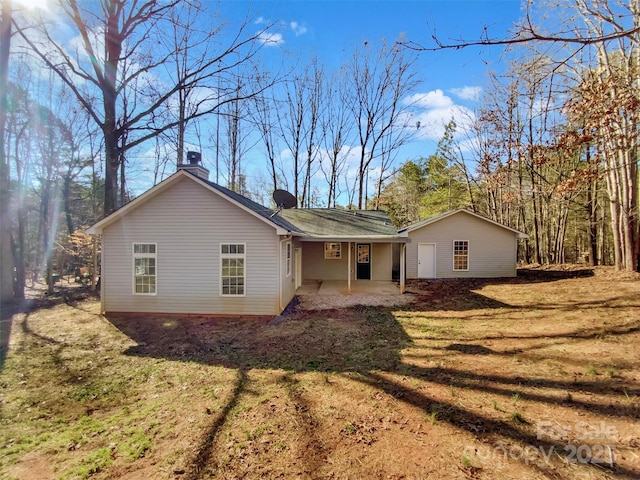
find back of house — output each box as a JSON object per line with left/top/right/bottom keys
{"left": 88, "top": 169, "right": 299, "bottom": 316}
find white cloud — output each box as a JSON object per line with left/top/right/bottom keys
{"left": 257, "top": 31, "right": 284, "bottom": 46}
{"left": 403, "top": 89, "right": 476, "bottom": 142}
{"left": 290, "top": 21, "right": 307, "bottom": 36}
{"left": 404, "top": 89, "right": 453, "bottom": 110}
{"left": 450, "top": 86, "right": 482, "bottom": 101}
{"left": 14, "top": 0, "right": 53, "bottom": 14}
{"left": 415, "top": 105, "right": 475, "bottom": 140}
{"left": 254, "top": 16, "right": 266, "bottom": 25}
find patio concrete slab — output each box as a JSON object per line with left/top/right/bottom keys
{"left": 297, "top": 280, "right": 400, "bottom": 296}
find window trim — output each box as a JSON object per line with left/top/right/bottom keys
{"left": 453, "top": 240, "right": 469, "bottom": 272}
{"left": 285, "top": 241, "right": 292, "bottom": 277}
{"left": 324, "top": 242, "right": 342, "bottom": 260}
{"left": 132, "top": 242, "right": 157, "bottom": 295}
{"left": 220, "top": 243, "right": 246, "bottom": 297}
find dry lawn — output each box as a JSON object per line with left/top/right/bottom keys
{"left": 0, "top": 266, "right": 639, "bottom": 479}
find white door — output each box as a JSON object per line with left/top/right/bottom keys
{"left": 294, "top": 248, "right": 302, "bottom": 288}
{"left": 418, "top": 243, "right": 436, "bottom": 278}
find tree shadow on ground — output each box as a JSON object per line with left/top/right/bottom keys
{"left": 0, "top": 302, "right": 17, "bottom": 371}
{"left": 517, "top": 266, "right": 595, "bottom": 280}
{"left": 111, "top": 305, "right": 411, "bottom": 374}
{"left": 404, "top": 267, "right": 640, "bottom": 315}
{"left": 106, "top": 294, "right": 639, "bottom": 479}
{"left": 0, "top": 286, "right": 99, "bottom": 372}
{"left": 7, "top": 272, "right": 637, "bottom": 477}
{"left": 184, "top": 368, "right": 247, "bottom": 480}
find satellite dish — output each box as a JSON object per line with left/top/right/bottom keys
{"left": 272, "top": 189, "right": 297, "bottom": 209}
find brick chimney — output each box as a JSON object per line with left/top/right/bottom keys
{"left": 178, "top": 151, "right": 210, "bottom": 180}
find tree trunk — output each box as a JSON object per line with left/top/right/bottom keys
{"left": 103, "top": 114, "right": 120, "bottom": 215}
{"left": 0, "top": 0, "right": 14, "bottom": 303}
{"left": 119, "top": 149, "right": 126, "bottom": 205}
{"left": 529, "top": 167, "right": 542, "bottom": 264}
{"left": 605, "top": 163, "right": 623, "bottom": 269}
{"left": 63, "top": 173, "right": 74, "bottom": 235}
{"left": 102, "top": 1, "right": 122, "bottom": 215}
{"left": 587, "top": 177, "right": 598, "bottom": 266}
{"left": 14, "top": 193, "right": 25, "bottom": 298}
{"left": 357, "top": 150, "right": 366, "bottom": 209}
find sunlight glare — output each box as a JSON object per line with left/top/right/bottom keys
{"left": 14, "top": 0, "right": 50, "bottom": 12}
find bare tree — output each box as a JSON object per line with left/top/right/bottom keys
{"left": 17, "top": 0, "right": 274, "bottom": 215}
{"left": 345, "top": 39, "right": 419, "bottom": 209}
{"left": 221, "top": 76, "right": 259, "bottom": 194}
{"left": 251, "top": 74, "right": 282, "bottom": 192}
{"left": 401, "top": 0, "right": 640, "bottom": 52}
{"left": 320, "top": 69, "right": 353, "bottom": 208}
{"left": 300, "top": 59, "right": 324, "bottom": 208}
{"left": 275, "top": 60, "right": 325, "bottom": 207}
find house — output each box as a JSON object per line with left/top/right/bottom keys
{"left": 87, "top": 161, "right": 408, "bottom": 316}
{"left": 399, "top": 209, "right": 528, "bottom": 279}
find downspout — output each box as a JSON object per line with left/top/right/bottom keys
{"left": 400, "top": 243, "right": 406, "bottom": 294}
{"left": 97, "top": 235, "right": 105, "bottom": 314}
{"left": 279, "top": 237, "right": 286, "bottom": 312}
{"left": 347, "top": 241, "right": 351, "bottom": 294}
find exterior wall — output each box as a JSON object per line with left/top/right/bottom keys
{"left": 406, "top": 212, "right": 518, "bottom": 279}
{"left": 300, "top": 241, "right": 393, "bottom": 281}
{"left": 102, "top": 176, "right": 282, "bottom": 315}
{"left": 370, "top": 243, "right": 392, "bottom": 281}
{"left": 301, "top": 242, "right": 349, "bottom": 281}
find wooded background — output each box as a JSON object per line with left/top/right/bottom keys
{"left": 1, "top": 0, "right": 638, "bottom": 302}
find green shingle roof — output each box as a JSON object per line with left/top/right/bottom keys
{"left": 278, "top": 208, "right": 400, "bottom": 238}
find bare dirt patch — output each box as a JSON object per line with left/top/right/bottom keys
{"left": 1, "top": 268, "right": 639, "bottom": 479}
{"left": 297, "top": 292, "right": 414, "bottom": 310}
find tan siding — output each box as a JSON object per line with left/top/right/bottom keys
{"left": 406, "top": 212, "right": 518, "bottom": 278}
{"left": 301, "top": 242, "right": 350, "bottom": 280}
{"left": 300, "top": 241, "right": 393, "bottom": 281}
{"left": 371, "top": 243, "right": 392, "bottom": 280}
{"left": 102, "top": 176, "right": 281, "bottom": 315}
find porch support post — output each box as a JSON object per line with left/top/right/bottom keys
{"left": 347, "top": 241, "right": 351, "bottom": 294}
{"left": 400, "top": 242, "right": 406, "bottom": 294}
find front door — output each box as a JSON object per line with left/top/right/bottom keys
{"left": 356, "top": 243, "right": 371, "bottom": 280}
{"left": 418, "top": 243, "right": 436, "bottom": 278}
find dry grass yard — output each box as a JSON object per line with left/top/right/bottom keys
{"left": 0, "top": 266, "right": 639, "bottom": 479}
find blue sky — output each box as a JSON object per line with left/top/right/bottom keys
{"left": 219, "top": 0, "right": 524, "bottom": 103}
{"left": 13, "top": 0, "right": 526, "bottom": 199}
{"left": 211, "top": 1, "right": 525, "bottom": 185}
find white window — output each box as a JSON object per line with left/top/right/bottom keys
{"left": 324, "top": 242, "right": 341, "bottom": 259}
{"left": 133, "top": 243, "right": 157, "bottom": 294}
{"left": 286, "top": 242, "right": 292, "bottom": 277}
{"left": 453, "top": 240, "right": 469, "bottom": 271}
{"left": 221, "top": 243, "right": 245, "bottom": 296}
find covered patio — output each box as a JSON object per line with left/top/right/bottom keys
{"left": 278, "top": 208, "right": 410, "bottom": 295}
{"left": 294, "top": 279, "right": 413, "bottom": 310}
